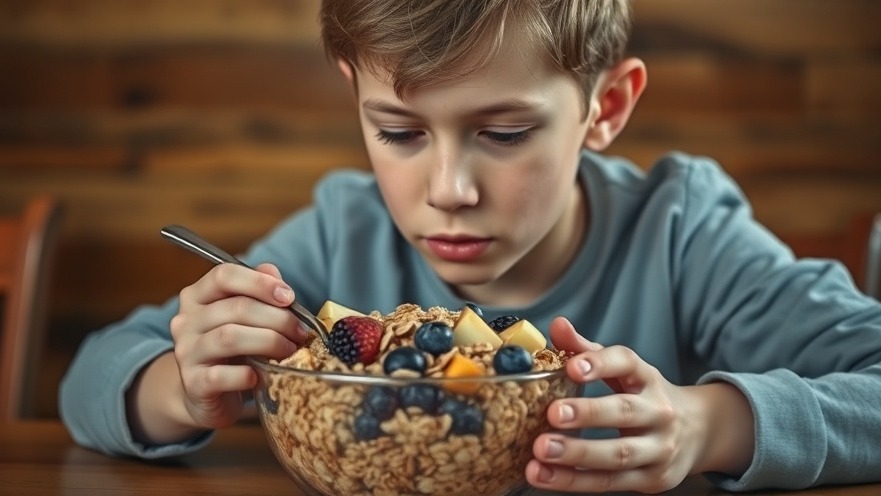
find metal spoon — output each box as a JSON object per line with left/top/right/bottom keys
{"left": 159, "top": 224, "right": 330, "bottom": 346}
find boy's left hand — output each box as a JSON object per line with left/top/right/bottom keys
{"left": 525, "top": 317, "right": 715, "bottom": 493}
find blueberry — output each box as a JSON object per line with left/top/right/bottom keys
{"left": 465, "top": 302, "right": 484, "bottom": 317}
{"left": 353, "top": 413, "right": 383, "bottom": 441}
{"left": 440, "top": 398, "right": 484, "bottom": 435}
{"left": 400, "top": 384, "right": 445, "bottom": 413}
{"left": 362, "top": 386, "right": 399, "bottom": 420}
{"left": 492, "top": 345, "right": 533, "bottom": 374}
{"left": 414, "top": 321, "right": 454, "bottom": 356}
{"left": 382, "top": 346, "right": 427, "bottom": 375}
{"left": 488, "top": 315, "right": 521, "bottom": 333}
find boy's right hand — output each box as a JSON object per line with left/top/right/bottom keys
{"left": 169, "top": 262, "right": 306, "bottom": 431}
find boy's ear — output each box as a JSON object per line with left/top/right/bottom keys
{"left": 583, "top": 57, "right": 647, "bottom": 151}
{"left": 336, "top": 58, "right": 355, "bottom": 86}
{"left": 336, "top": 58, "right": 359, "bottom": 101}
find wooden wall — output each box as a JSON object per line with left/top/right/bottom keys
{"left": 1, "top": 0, "right": 880, "bottom": 417}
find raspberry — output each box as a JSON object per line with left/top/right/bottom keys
{"left": 328, "top": 316, "right": 383, "bottom": 365}
{"left": 488, "top": 315, "right": 521, "bottom": 333}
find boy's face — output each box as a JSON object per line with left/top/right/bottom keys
{"left": 348, "top": 34, "right": 595, "bottom": 304}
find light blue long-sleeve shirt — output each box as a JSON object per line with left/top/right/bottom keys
{"left": 60, "top": 151, "right": 881, "bottom": 491}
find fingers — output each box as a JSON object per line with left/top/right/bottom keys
{"left": 176, "top": 324, "right": 299, "bottom": 366}
{"left": 547, "top": 394, "right": 663, "bottom": 430}
{"left": 532, "top": 434, "right": 665, "bottom": 472}
{"left": 525, "top": 459, "right": 681, "bottom": 494}
{"left": 182, "top": 363, "right": 258, "bottom": 404}
{"left": 549, "top": 317, "right": 604, "bottom": 353}
{"left": 180, "top": 263, "right": 294, "bottom": 311}
{"left": 567, "top": 345, "right": 656, "bottom": 394}
{"left": 173, "top": 295, "right": 303, "bottom": 343}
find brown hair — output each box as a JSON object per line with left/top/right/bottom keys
{"left": 320, "top": 0, "right": 631, "bottom": 104}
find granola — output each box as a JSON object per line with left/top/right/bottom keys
{"left": 256, "top": 303, "right": 574, "bottom": 496}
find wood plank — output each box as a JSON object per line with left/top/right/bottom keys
{"left": 807, "top": 61, "right": 881, "bottom": 119}
{"left": 0, "top": 0, "right": 322, "bottom": 47}
{"left": 142, "top": 143, "right": 369, "bottom": 174}
{"left": 0, "top": 145, "right": 127, "bottom": 171}
{"left": 0, "top": 110, "right": 362, "bottom": 148}
{"left": 740, "top": 175, "right": 881, "bottom": 235}
{"left": 631, "top": 0, "right": 881, "bottom": 57}
{"left": 634, "top": 55, "right": 804, "bottom": 119}
{"left": 608, "top": 120, "right": 881, "bottom": 176}
{"left": 0, "top": 47, "right": 351, "bottom": 111}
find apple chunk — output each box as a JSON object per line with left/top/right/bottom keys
{"left": 498, "top": 319, "right": 547, "bottom": 353}
{"left": 452, "top": 306, "right": 503, "bottom": 349}
{"left": 316, "top": 300, "right": 365, "bottom": 330}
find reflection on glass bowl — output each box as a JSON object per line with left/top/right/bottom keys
{"left": 249, "top": 357, "right": 575, "bottom": 496}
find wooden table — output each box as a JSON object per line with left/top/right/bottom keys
{"left": 1, "top": 420, "right": 879, "bottom": 495}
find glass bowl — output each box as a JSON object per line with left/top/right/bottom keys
{"left": 248, "top": 356, "right": 576, "bottom": 496}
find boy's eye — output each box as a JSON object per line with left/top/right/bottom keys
{"left": 482, "top": 129, "right": 532, "bottom": 146}
{"left": 375, "top": 129, "right": 421, "bottom": 145}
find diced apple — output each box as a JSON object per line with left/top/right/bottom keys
{"left": 316, "top": 300, "right": 365, "bottom": 330}
{"left": 452, "top": 306, "right": 503, "bottom": 349}
{"left": 442, "top": 353, "right": 485, "bottom": 395}
{"left": 498, "top": 319, "right": 547, "bottom": 353}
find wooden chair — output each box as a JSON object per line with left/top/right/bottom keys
{"left": 864, "top": 214, "right": 881, "bottom": 299}
{"left": 0, "top": 195, "right": 63, "bottom": 420}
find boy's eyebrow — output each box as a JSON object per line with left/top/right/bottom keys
{"left": 362, "top": 98, "right": 542, "bottom": 117}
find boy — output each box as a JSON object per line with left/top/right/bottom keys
{"left": 60, "top": 0, "right": 881, "bottom": 493}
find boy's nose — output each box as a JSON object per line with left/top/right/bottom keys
{"left": 427, "top": 149, "right": 479, "bottom": 211}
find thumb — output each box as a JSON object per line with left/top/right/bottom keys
{"left": 549, "top": 316, "right": 603, "bottom": 353}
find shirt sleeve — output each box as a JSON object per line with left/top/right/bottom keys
{"left": 667, "top": 154, "right": 881, "bottom": 490}
{"left": 58, "top": 299, "right": 216, "bottom": 458}
{"left": 58, "top": 181, "right": 341, "bottom": 457}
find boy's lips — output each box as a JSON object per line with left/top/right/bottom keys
{"left": 424, "top": 235, "right": 491, "bottom": 262}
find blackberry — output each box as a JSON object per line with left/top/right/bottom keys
{"left": 382, "top": 346, "right": 427, "bottom": 375}
{"left": 362, "top": 386, "right": 399, "bottom": 420}
{"left": 353, "top": 413, "right": 383, "bottom": 441}
{"left": 489, "top": 315, "right": 520, "bottom": 332}
{"left": 400, "top": 384, "right": 445, "bottom": 414}
{"left": 493, "top": 345, "right": 533, "bottom": 374}
{"left": 488, "top": 315, "right": 521, "bottom": 333}
{"left": 327, "top": 316, "right": 382, "bottom": 365}
{"left": 414, "top": 321, "right": 454, "bottom": 356}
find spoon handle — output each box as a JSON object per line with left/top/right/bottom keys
{"left": 160, "top": 224, "right": 330, "bottom": 345}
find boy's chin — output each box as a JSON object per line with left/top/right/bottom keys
{"left": 429, "top": 262, "right": 502, "bottom": 288}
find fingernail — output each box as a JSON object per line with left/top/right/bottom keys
{"left": 286, "top": 340, "right": 299, "bottom": 355}
{"left": 537, "top": 464, "right": 555, "bottom": 483}
{"left": 274, "top": 285, "right": 293, "bottom": 304}
{"left": 546, "top": 439, "right": 564, "bottom": 458}
{"left": 558, "top": 403, "right": 575, "bottom": 422}
{"left": 297, "top": 323, "right": 310, "bottom": 340}
{"left": 575, "top": 358, "right": 592, "bottom": 377}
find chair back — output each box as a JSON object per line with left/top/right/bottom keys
{"left": 0, "top": 195, "right": 63, "bottom": 420}
{"left": 865, "top": 214, "right": 881, "bottom": 299}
